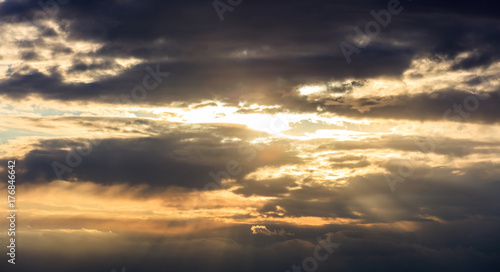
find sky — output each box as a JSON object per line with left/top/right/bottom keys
{"left": 0, "top": 0, "right": 500, "bottom": 271}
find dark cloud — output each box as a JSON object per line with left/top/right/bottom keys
{"left": 50, "top": 43, "right": 73, "bottom": 56}
{"left": 7, "top": 123, "right": 300, "bottom": 189}
{"left": 68, "top": 59, "right": 122, "bottom": 73}
{"left": 233, "top": 177, "right": 297, "bottom": 197}
{"left": 316, "top": 134, "right": 500, "bottom": 157}
{"left": 283, "top": 88, "right": 500, "bottom": 124}
{"left": 0, "top": 0, "right": 497, "bottom": 126}
{"left": 20, "top": 50, "right": 38, "bottom": 60}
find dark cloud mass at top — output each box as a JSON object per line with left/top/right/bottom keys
{"left": 0, "top": 0, "right": 498, "bottom": 122}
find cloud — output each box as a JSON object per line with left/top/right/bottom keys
{"left": 251, "top": 225, "right": 294, "bottom": 236}
{"left": 4, "top": 122, "right": 300, "bottom": 189}
{"left": 1, "top": 1, "right": 500, "bottom": 272}
{"left": 0, "top": 0, "right": 498, "bottom": 126}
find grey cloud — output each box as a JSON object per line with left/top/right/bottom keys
{"left": 6, "top": 123, "right": 300, "bottom": 189}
